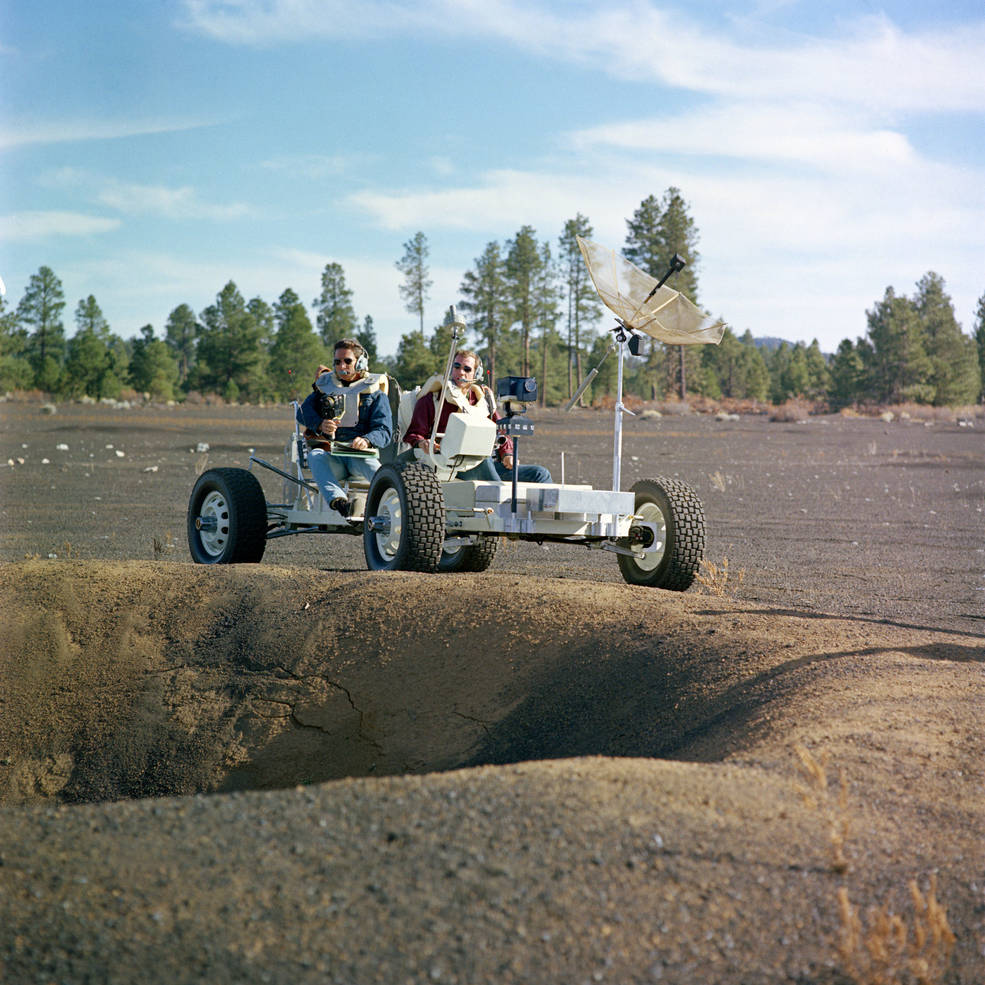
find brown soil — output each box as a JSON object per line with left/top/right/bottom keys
{"left": 0, "top": 398, "right": 982, "bottom": 984}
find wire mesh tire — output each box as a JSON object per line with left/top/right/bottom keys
{"left": 363, "top": 463, "right": 445, "bottom": 572}
{"left": 437, "top": 537, "right": 499, "bottom": 573}
{"left": 187, "top": 467, "right": 267, "bottom": 564}
{"left": 617, "top": 476, "right": 704, "bottom": 591}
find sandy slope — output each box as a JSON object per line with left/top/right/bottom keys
{"left": 1, "top": 562, "right": 982, "bottom": 984}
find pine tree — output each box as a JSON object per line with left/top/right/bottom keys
{"left": 804, "top": 340, "right": 831, "bottom": 400}
{"left": 974, "top": 292, "right": 985, "bottom": 402}
{"left": 766, "top": 342, "right": 811, "bottom": 402}
{"left": 656, "top": 187, "right": 700, "bottom": 303}
{"left": 313, "top": 262, "right": 358, "bottom": 345}
{"left": 913, "top": 272, "right": 979, "bottom": 406}
{"left": 18, "top": 266, "right": 66, "bottom": 389}
{"left": 863, "top": 287, "right": 933, "bottom": 404}
{"left": 392, "top": 330, "right": 439, "bottom": 389}
{"left": 0, "top": 295, "right": 33, "bottom": 390}
{"left": 737, "top": 334, "right": 770, "bottom": 401}
{"left": 534, "top": 240, "right": 560, "bottom": 405}
{"left": 361, "top": 314, "right": 379, "bottom": 368}
{"left": 64, "top": 295, "right": 123, "bottom": 399}
{"left": 505, "top": 225, "right": 542, "bottom": 378}
{"left": 129, "top": 325, "right": 179, "bottom": 400}
{"left": 396, "top": 232, "right": 432, "bottom": 338}
{"left": 558, "top": 214, "right": 601, "bottom": 400}
{"left": 828, "top": 339, "right": 865, "bottom": 409}
{"left": 459, "top": 241, "right": 509, "bottom": 385}
{"left": 625, "top": 189, "right": 702, "bottom": 399}
{"left": 268, "top": 288, "right": 324, "bottom": 399}
{"left": 196, "top": 281, "right": 265, "bottom": 401}
{"left": 165, "top": 303, "right": 199, "bottom": 387}
{"left": 248, "top": 296, "right": 275, "bottom": 350}
{"left": 624, "top": 195, "right": 664, "bottom": 276}
{"left": 702, "top": 327, "right": 742, "bottom": 398}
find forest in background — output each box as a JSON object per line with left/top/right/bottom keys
{"left": 3, "top": 189, "right": 984, "bottom": 411}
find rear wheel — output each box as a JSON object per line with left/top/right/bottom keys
{"left": 438, "top": 537, "right": 499, "bottom": 573}
{"left": 617, "top": 477, "right": 704, "bottom": 590}
{"left": 363, "top": 463, "right": 445, "bottom": 572}
{"left": 187, "top": 468, "right": 267, "bottom": 564}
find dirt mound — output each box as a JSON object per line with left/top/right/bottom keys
{"left": 2, "top": 560, "right": 975, "bottom": 806}
{"left": 1, "top": 561, "right": 982, "bottom": 983}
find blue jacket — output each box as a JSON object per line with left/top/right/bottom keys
{"left": 297, "top": 386, "right": 393, "bottom": 449}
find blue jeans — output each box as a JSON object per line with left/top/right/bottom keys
{"left": 494, "top": 459, "right": 552, "bottom": 483}
{"left": 308, "top": 447, "right": 380, "bottom": 502}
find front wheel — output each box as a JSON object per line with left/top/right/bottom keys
{"left": 617, "top": 477, "right": 704, "bottom": 591}
{"left": 187, "top": 468, "right": 267, "bottom": 564}
{"left": 363, "top": 463, "right": 445, "bottom": 572}
{"left": 438, "top": 537, "right": 499, "bottom": 573}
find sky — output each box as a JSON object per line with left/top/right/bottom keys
{"left": 2, "top": 0, "right": 984, "bottom": 361}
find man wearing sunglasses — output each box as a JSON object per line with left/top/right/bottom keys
{"left": 404, "top": 349, "right": 551, "bottom": 483}
{"left": 296, "top": 338, "right": 393, "bottom": 518}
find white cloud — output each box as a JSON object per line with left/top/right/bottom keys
{"left": 36, "top": 168, "right": 252, "bottom": 222}
{"left": 0, "top": 117, "right": 216, "bottom": 152}
{"left": 272, "top": 246, "right": 463, "bottom": 346}
{"left": 571, "top": 102, "right": 918, "bottom": 174}
{"left": 96, "top": 180, "right": 252, "bottom": 221}
{"left": 0, "top": 211, "right": 121, "bottom": 243}
{"left": 349, "top": 169, "right": 606, "bottom": 232}
{"left": 259, "top": 153, "right": 374, "bottom": 179}
{"left": 179, "top": 0, "right": 437, "bottom": 43}
{"left": 179, "top": 1, "right": 985, "bottom": 113}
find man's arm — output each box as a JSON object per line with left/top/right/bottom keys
{"left": 297, "top": 390, "right": 325, "bottom": 432}
{"left": 489, "top": 405, "right": 514, "bottom": 462}
{"left": 403, "top": 394, "right": 436, "bottom": 450}
{"left": 356, "top": 390, "right": 393, "bottom": 449}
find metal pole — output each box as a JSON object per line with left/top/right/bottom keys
{"left": 563, "top": 342, "right": 615, "bottom": 413}
{"left": 511, "top": 435, "right": 519, "bottom": 514}
{"left": 429, "top": 307, "right": 465, "bottom": 453}
{"left": 613, "top": 335, "right": 625, "bottom": 492}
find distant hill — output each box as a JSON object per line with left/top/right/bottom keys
{"left": 751, "top": 336, "right": 791, "bottom": 352}
{"left": 750, "top": 336, "right": 833, "bottom": 359}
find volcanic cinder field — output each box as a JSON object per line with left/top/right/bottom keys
{"left": 1, "top": 398, "right": 982, "bottom": 985}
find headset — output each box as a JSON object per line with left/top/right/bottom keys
{"left": 333, "top": 339, "right": 369, "bottom": 374}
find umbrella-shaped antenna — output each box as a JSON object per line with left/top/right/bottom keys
{"left": 577, "top": 237, "right": 724, "bottom": 345}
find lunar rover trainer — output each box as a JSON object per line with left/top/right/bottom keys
{"left": 187, "top": 239, "right": 724, "bottom": 590}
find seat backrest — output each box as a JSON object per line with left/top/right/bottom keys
{"left": 378, "top": 374, "right": 404, "bottom": 465}
{"left": 395, "top": 384, "right": 422, "bottom": 453}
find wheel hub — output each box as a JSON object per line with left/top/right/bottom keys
{"left": 374, "top": 487, "right": 403, "bottom": 560}
{"left": 196, "top": 491, "right": 230, "bottom": 557}
{"left": 630, "top": 504, "right": 666, "bottom": 571}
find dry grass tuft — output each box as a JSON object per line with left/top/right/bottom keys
{"left": 837, "top": 876, "right": 956, "bottom": 985}
{"left": 695, "top": 555, "right": 745, "bottom": 597}
{"left": 769, "top": 399, "right": 812, "bottom": 423}
{"left": 794, "top": 745, "right": 957, "bottom": 984}
{"left": 708, "top": 469, "right": 727, "bottom": 492}
{"left": 795, "top": 744, "right": 850, "bottom": 874}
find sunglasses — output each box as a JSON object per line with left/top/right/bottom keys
{"left": 334, "top": 357, "right": 355, "bottom": 365}
{"left": 452, "top": 362, "right": 475, "bottom": 373}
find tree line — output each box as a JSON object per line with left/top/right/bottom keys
{"left": 3, "top": 190, "right": 984, "bottom": 408}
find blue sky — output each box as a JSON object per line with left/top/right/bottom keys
{"left": 2, "top": 0, "right": 983, "bottom": 359}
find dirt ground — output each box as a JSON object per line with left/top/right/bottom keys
{"left": 0, "top": 397, "right": 982, "bottom": 984}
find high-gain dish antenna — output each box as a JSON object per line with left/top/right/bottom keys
{"left": 567, "top": 237, "right": 725, "bottom": 491}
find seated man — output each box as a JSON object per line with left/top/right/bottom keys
{"left": 297, "top": 338, "right": 393, "bottom": 517}
{"left": 403, "top": 349, "right": 551, "bottom": 483}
